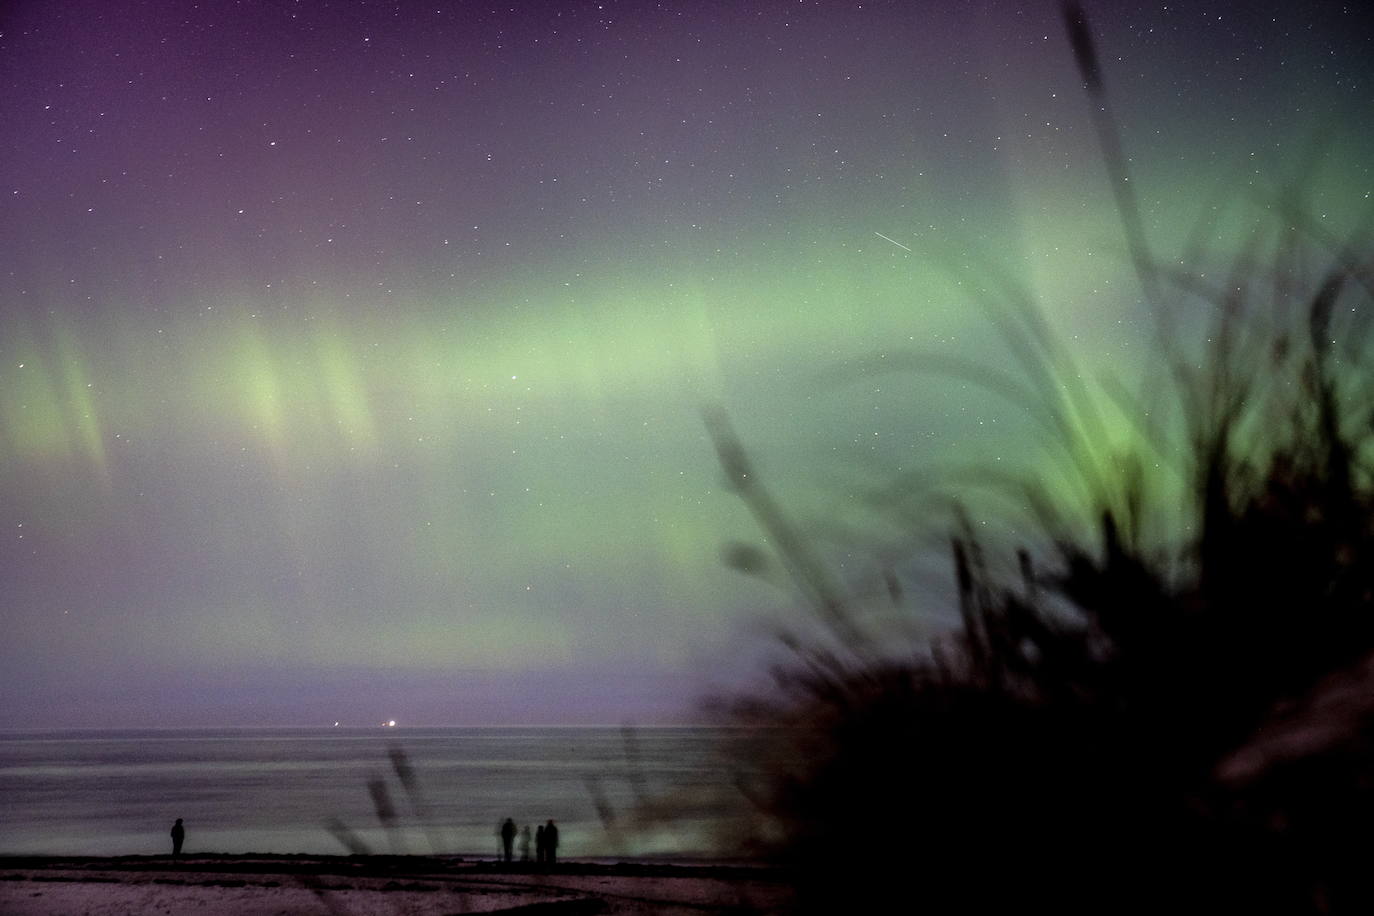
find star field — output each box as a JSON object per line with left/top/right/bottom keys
{"left": 1, "top": 0, "right": 1370, "bottom": 726}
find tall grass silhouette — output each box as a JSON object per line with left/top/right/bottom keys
{"left": 707, "top": 4, "right": 1374, "bottom": 913}
{"left": 324, "top": 745, "right": 450, "bottom": 858}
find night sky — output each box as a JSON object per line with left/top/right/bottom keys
{"left": 3, "top": 0, "right": 1370, "bottom": 726}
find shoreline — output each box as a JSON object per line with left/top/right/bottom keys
{"left": 1, "top": 852, "right": 793, "bottom": 915}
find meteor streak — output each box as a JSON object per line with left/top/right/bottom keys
{"left": 874, "top": 232, "right": 912, "bottom": 253}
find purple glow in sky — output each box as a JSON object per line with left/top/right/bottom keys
{"left": 2, "top": 0, "right": 1370, "bottom": 725}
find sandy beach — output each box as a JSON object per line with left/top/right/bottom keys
{"left": 0, "top": 854, "right": 793, "bottom": 915}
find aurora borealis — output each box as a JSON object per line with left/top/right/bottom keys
{"left": 3, "top": 1, "right": 1371, "bottom": 726}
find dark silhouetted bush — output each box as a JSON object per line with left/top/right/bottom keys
{"left": 709, "top": 8, "right": 1374, "bottom": 912}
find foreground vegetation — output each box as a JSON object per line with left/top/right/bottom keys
{"left": 708, "top": 6, "right": 1374, "bottom": 913}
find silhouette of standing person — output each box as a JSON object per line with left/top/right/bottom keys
{"left": 544, "top": 819, "right": 559, "bottom": 866}
{"left": 519, "top": 824, "right": 532, "bottom": 862}
{"left": 535, "top": 823, "right": 546, "bottom": 865}
{"left": 500, "top": 817, "right": 517, "bottom": 863}
{"left": 170, "top": 818, "right": 185, "bottom": 858}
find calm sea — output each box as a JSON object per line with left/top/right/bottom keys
{"left": 0, "top": 727, "right": 740, "bottom": 859}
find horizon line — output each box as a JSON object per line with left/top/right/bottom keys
{"left": 0, "top": 722, "right": 737, "bottom": 732}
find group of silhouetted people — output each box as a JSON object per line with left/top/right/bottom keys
{"left": 499, "top": 816, "right": 558, "bottom": 866}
